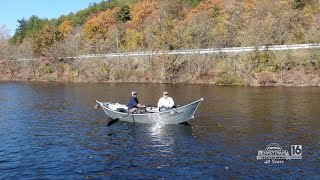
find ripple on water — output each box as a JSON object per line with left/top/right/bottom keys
{"left": 0, "top": 83, "right": 319, "bottom": 179}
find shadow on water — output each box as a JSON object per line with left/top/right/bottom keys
{"left": 107, "top": 119, "right": 191, "bottom": 127}
{"left": 107, "top": 119, "right": 119, "bottom": 126}
{"left": 180, "top": 122, "right": 191, "bottom": 126}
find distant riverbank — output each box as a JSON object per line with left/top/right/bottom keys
{"left": 1, "top": 49, "right": 320, "bottom": 86}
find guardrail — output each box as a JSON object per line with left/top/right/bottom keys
{"left": 15, "top": 43, "right": 320, "bottom": 61}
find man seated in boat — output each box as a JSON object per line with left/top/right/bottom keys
{"left": 127, "top": 91, "right": 145, "bottom": 113}
{"left": 157, "top": 91, "right": 175, "bottom": 112}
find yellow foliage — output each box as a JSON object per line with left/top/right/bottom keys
{"left": 125, "top": 28, "right": 143, "bottom": 50}
{"left": 83, "top": 16, "right": 100, "bottom": 40}
{"left": 58, "top": 20, "right": 73, "bottom": 37}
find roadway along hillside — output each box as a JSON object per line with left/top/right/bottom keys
{"left": 16, "top": 43, "right": 320, "bottom": 61}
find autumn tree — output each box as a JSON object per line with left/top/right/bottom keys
{"left": 83, "top": 9, "right": 117, "bottom": 41}
{"left": 144, "top": 0, "right": 192, "bottom": 50}
{"left": 58, "top": 20, "right": 73, "bottom": 38}
{"left": 289, "top": 0, "right": 320, "bottom": 43}
{"left": 128, "top": 0, "right": 159, "bottom": 29}
{"left": 159, "top": 0, "right": 191, "bottom": 20}
{"left": 184, "top": 0, "right": 224, "bottom": 48}
{"left": 269, "top": 1, "right": 295, "bottom": 44}
{"left": 123, "top": 0, "right": 159, "bottom": 50}
{"left": 124, "top": 28, "right": 141, "bottom": 50}
{"left": 32, "top": 23, "right": 62, "bottom": 57}
{"left": 143, "top": 19, "right": 180, "bottom": 50}
{"left": 71, "top": 1, "right": 109, "bottom": 26}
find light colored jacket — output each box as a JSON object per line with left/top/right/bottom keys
{"left": 157, "top": 96, "right": 174, "bottom": 108}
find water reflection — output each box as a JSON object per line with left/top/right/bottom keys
{"left": 148, "top": 123, "right": 175, "bottom": 156}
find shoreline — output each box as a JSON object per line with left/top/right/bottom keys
{"left": 1, "top": 78, "right": 319, "bottom": 87}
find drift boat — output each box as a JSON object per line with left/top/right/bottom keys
{"left": 95, "top": 98, "right": 203, "bottom": 124}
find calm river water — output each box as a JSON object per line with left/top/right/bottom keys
{"left": 0, "top": 82, "right": 319, "bottom": 179}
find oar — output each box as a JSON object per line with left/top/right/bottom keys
{"left": 107, "top": 109, "right": 136, "bottom": 126}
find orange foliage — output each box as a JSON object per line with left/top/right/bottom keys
{"left": 83, "top": 9, "right": 118, "bottom": 40}
{"left": 186, "top": 0, "right": 223, "bottom": 21}
{"left": 128, "top": 0, "right": 159, "bottom": 29}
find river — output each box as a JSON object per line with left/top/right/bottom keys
{"left": 0, "top": 82, "right": 319, "bottom": 179}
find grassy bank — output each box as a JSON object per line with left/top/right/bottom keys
{"left": 1, "top": 49, "right": 320, "bottom": 86}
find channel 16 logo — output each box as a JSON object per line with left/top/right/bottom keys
{"left": 291, "top": 145, "right": 302, "bottom": 159}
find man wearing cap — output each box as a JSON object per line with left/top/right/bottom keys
{"left": 127, "top": 91, "right": 145, "bottom": 113}
{"left": 157, "top": 91, "right": 175, "bottom": 112}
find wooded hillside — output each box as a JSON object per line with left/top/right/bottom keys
{"left": 0, "top": 0, "right": 319, "bottom": 86}
{"left": 2, "top": 0, "right": 319, "bottom": 58}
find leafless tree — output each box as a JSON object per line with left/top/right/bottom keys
{"left": 18, "top": 39, "right": 39, "bottom": 78}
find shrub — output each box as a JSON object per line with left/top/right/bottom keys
{"left": 216, "top": 73, "right": 245, "bottom": 85}
{"left": 256, "top": 72, "right": 277, "bottom": 85}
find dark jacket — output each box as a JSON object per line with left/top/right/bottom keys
{"left": 127, "top": 96, "right": 139, "bottom": 110}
